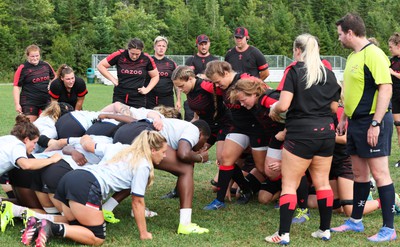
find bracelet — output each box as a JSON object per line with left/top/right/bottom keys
{"left": 198, "top": 154, "right": 204, "bottom": 163}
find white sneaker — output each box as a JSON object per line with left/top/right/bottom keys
{"left": 264, "top": 231, "right": 290, "bottom": 245}
{"left": 131, "top": 208, "right": 158, "bottom": 218}
{"left": 311, "top": 229, "right": 330, "bottom": 241}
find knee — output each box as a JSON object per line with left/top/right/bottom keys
{"left": 258, "top": 192, "right": 272, "bottom": 205}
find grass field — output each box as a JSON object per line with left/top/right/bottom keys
{"left": 0, "top": 83, "right": 399, "bottom": 246}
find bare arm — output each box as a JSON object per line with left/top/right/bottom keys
{"left": 138, "top": 69, "right": 159, "bottom": 95}
{"left": 390, "top": 68, "right": 400, "bottom": 79}
{"left": 75, "top": 97, "right": 85, "bottom": 110}
{"left": 174, "top": 86, "right": 182, "bottom": 111}
{"left": 17, "top": 153, "right": 62, "bottom": 170}
{"left": 259, "top": 69, "right": 270, "bottom": 81}
{"left": 97, "top": 59, "right": 118, "bottom": 86}
{"left": 131, "top": 195, "right": 152, "bottom": 240}
{"left": 176, "top": 140, "right": 208, "bottom": 163}
{"left": 13, "top": 86, "right": 22, "bottom": 114}
{"left": 98, "top": 113, "right": 136, "bottom": 123}
{"left": 368, "top": 83, "right": 392, "bottom": 147}
{"left": 80, "top": 135, "right": 96, "bottom": 153}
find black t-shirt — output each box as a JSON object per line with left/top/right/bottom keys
{"left": 13, "top": 60, "right": 55, "bottom": 105}
{"left": 282, "top": 62, "right": 341, "bottom": 139}
{"left": 250, "top": 90, "right": 285, "bottom": 135}
{"left": 150, "top": 56, "right": 177, "bottom": 96}
{"left": 49, "top": 77, "right": 88, "bottom": 108}
{"left": 390, "top": 56, "right": 400, "bottom": 90}
{"left": 107, "top": 49, "right": 157, "bottom": 94}
{"left": 186, "top": 77, "right": 231, "bottom": 125}
{"left": 185, "top": 54, "right": 219, "bottom": 75}
{"left": 222, "top": 73, "right": 264, "bottom": 134}
{"left": 225, "top": 46, "right": 268, "bottom": 78}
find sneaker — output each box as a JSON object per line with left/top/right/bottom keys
{"left": 21, "top": 209, "right": 36, "bottom": 227}
{"left": 103, "top": 209, "right": 120, "bottom": 224}
{"left": 395, "top": 193, "right": 400, "bottom": 215}
{"left": 367, "top": 191, "right": 373, "bottom": 201}
{"left": 394, "top": 160, "right": 400, "bottom": 167}
{"left": 131, "top": 208, "right": 158, "bottom": 218}
{"left": 330, "top": 219, "right": 364, "bottom": 232}
{"left": 367, "top": 227, "right": 397, "bottom": 242}
{"left": 0, "top": 201, "right": 15, "bottom": 232}
{"left": 177, "top": 223, "right": 209, "bottom": 234}
{"left": 311, "top": 229, "right": 331, "bottom": 241}
{"left": 264, "top": 231, "right": 290, "bottom": 245}
{"left": 160, "top": 188, "right": 179, "bottom": 199}
{"left": 236, "top": 190, "right": 253, "bottom": 205}
{"left": 203, "top": 199, "right": 226, "bottom": 210}
{"left": 292, "top": 208, "right": 310, "bottom": 224}
{"left": 274, "top": 200, "right": 280, "bottom": 210}
{"left": 35, "top": 219, "right": 53, "bottom": 247}
{"left": 21, "top": 216, "right": 39, "bottom": 246}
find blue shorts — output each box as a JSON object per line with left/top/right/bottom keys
{"left": 55, "top": 170, "right": 102, "bottom": 210}
{"left": 347, "top": 112, "right": 393, "bottom": 158}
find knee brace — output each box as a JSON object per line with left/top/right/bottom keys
{"left": 394, "top": 121, "right": 400, "bottom": 126}
{"left": 340, "top": 199, "right": 353, "bottom": 206}
{"left": 84, "top": 222, "right": 107, "bottom": 239}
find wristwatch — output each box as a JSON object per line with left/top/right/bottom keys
{"left": 371, "top": 120, "right": 381, "bottom": 127}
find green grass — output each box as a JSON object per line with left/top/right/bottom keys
{"left": 1, "top": 83, "right": 400, "bottom": 246}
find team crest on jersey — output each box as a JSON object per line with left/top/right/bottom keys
{"left": 351, "top": 65, "right": 359, "bottom": 73}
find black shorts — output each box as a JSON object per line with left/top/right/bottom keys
{"left": 56, "top": 113, "right": 86, "bottom": 138}
{"left": 113, "top": 121, "right": 155, "bottom": 144}
{"left": 85, "top": 122, "right": 122, "bottom": 138}
{"left": 8, "top": 168, "right": 39, "bottom": 189}
{"left": 55, "top": 169, "right": 102, "bottom": 209}
{"left": 0, "top": 173, "right": 9, "bottom": 184}
{"left": 260, "top": 178, "right": 282, "bottom": 194}
{"left": 230, "top": 126, "right": 269, "bottom": 148}
{"left": 21, "top": 104, "right": 47, "bottom": 117}
{"left": 41, "top": 160, "right": 73, "bottom": 193}
{"left": 284, "top": 138, "right": 335, "bottom": 159}
{"left": 347, "top": 112, "right": 393, "bottom": 158}
{"left": 329, "top": 156, "right": 354, "bottom": 180}
{"left": 392, "top": 90, "right": 400, "bottom": 114}
{"left": 207, "top": 121, "right": 234, "bottom": 146}
{"left": 113, "top": 92, "right": 146, "bottom": 109}
{"left": 146, "top": 93, "right": 175, "bottom": 109}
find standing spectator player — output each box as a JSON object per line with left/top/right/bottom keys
{"left": 13, "top": 45, "right": 56, "bottom": 122}
{"left": 49, "top": 64, "right": 88, "bottom": 110}
{"left": 225, "top": 27, "right": 270, "bottom": 80}
{"left": 331, "top": 13, "right": 396, "bottom": 243}
{"left": 185, "top": 34, "right": 219, "bottom": 78}
{"left": 147, "top": 36, "right": 181, "bottom": 110}
{"left": 183, "top": 34, "right": 219, "bottom": 121}
{"left": 97, "top": 38, "right": 159, "bottom": 108}
{"left": 264, "top": 33, "right": 341, "bottom": 244}
{"left": 388, "top": 33, "right": 400, "bottom": 167}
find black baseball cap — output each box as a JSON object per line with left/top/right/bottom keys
{"left": 234, "top": 27, "right": 249, "bottom": 38}
{"left": 196, "top": 34, "right": 210, "bottom": 46}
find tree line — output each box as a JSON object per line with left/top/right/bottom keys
{"left": 1, "top": 0, "right": 399, "bottom": 81}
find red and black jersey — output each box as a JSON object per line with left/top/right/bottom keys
{"left": 107, "top": 49, "right": 157, "bottom": 93}
{"left": 151, "top": 56, "right": 177, "bottom": 96}
{"left": 250, "top": 90, "right": 285, "bottom": 135}
{"left": 186, "top": 78, "right": 231, "bottom": 125}
{"left": 391, "top": 56, "right": 400, "bottom": 89}
{"left": 13, "top": 60, "right": 55, "bottom": 105}
{"left": 185, "top": 54, "right": 219, "bottom": 75}
{"left": 49, "top": 77, "right": 88, "bottom": 108}
{"left": 282, "top": 62, "right": 341, "bottom": 140}
{"left": 225, "top": 46, "right": 268, "bottom": 78}
{"left": 223, "top": 73, "right": 264, "bottom": 134}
